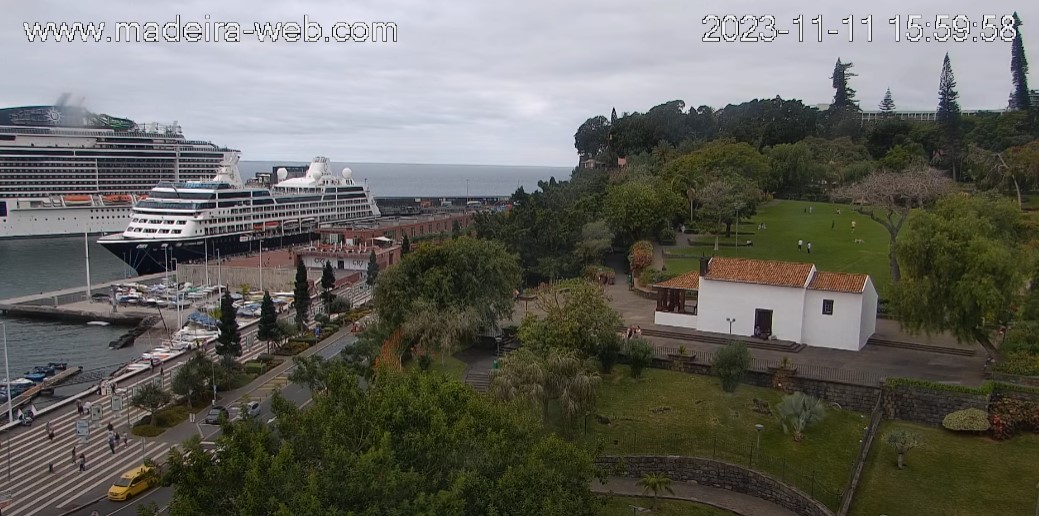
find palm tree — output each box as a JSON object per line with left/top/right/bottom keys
{"left": 884, "top": 430, "right": 923, "bottom": 470}
{"left": 776, "top": 392, "right": 827, "bottom": 441}
{"left": 637, "top": 473, "right": 674, "bottom": 508}
{"left": 490, "top": 348, "right": 599, "bottom": 435}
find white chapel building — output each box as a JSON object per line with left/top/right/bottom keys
{"left": 653, "top": 256, "right": 878, "bottom": 351}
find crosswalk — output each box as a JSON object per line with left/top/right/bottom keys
{"left": 0, "top": 325, "right": 276, "bottom": 515}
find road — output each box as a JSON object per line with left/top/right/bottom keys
{"left": 57, "top": 332, "right": 356, "bottom": 516}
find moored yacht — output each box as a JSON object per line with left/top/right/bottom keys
{"left": 98, "top": 156, "right": 381, "bottom": 274}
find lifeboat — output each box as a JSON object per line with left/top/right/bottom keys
{"left": 137, "top": 194, "right": 148, "bottom": 200}
{"left": 102, "top": 194, "right": 133, "bottom": 204}
{"left": 252, "top": 223, "right": 264, "bottom": 231}
{"left": 265, "top": 221, "right": 280, "bottom": 228}
{"left": 63, "top": 195, "right": 93, "bottom": 206}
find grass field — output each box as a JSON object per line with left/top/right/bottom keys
{"left": 405, "top": 354, "right": 468, "bottom": 379}
{"left": 851, "top": 421, "right": 1039, "bottom": 516}
{"left": 666, "top": 200, "right": 892, "bottom": 297}
{"left": 601, "top": 496, "right": 736, "bottom": 515}
{"left": 582, "top": 366, "right": 866, "bottom": 509}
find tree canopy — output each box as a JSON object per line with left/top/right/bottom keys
{"left": 163, "top": 367, "right": 599, "bottom": 516}
{"left": 518, "top": 278, "right": 622, "bottom": 356}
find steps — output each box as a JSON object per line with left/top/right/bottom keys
{"left": 464, "top": 371, "right": 491, "bottom": 392}
{"left": 624, "top": 326, "right": 806, "bottom": 353}
{"left": 866, "top": 336, "right": 977, "bottom": 356}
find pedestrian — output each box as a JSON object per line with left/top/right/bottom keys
{"left": 831, "top": 220, "right": 835, "bottom": 230}
{"left": 851, "top": 220, "right": 856, "bottom": 231}
{"left": 71, "top": 445, "right": 77, "bottom": 465}
{"left": 160, "top": 365, "right": 164, "bottom": 377}
{"left": 83, "top": 400, "right": 92, "bottom": 416}
{"left": 108, "top": 438, "right": 115, "bottom": 454}
{"left": 809, "top": 205, "right": 813, "bottom": 214}
{"left": 807, "top": 242, "right": 813, "bottom": 254}
{"left": 123, "top": 432, "right": 128, "bottom": 448}
{"left": 837, "top": 208, "right": 842, "bottom": 215}
{"left": 635, "top": 325, "right": 642, "bottom": 338}
{"left": 797, "top": 239, "right": 803, "bottom": 251}
{"left": 76, "top": 399, "right": 83, "bottom": 415}
{"left": 106, "top": 422, "right": 114, "bottom": 433}
{"left": 78, "top": 453, "right": 86, "bottom": 472}
{"left": 46, "top": 420, "right": 54, "bottom": 441}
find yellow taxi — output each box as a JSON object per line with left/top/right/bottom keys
{"left": 107, "top": 465, "right": 157, "bottom": 501}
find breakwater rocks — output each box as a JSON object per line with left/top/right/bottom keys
{"left": 109, "top": 316, "right": 161, "bottom": 349}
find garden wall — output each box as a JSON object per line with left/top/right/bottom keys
{"left": 880, "top": 383, "right": 989, "bottom": 426}
{"left": 597, "top": 455, "right": 834, "bottom": 516}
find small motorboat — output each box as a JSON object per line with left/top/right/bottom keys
{"left": 23, "top": 372, "right": 47, "bottom": 383}
{"left": 86, "top": 321, "right": 110, "bottom": 326}
{"left": 47, "top": 362, "right": 68, "bottom": 370}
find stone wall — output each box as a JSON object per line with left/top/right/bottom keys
{"left": 597, "top": 455, "right": 834, "bottom": 516}
{"left": 880, "top": 384, "right": 989, "bottom": 426}
{"left": 177, "top": 264, "right": 299, "bottom": 293}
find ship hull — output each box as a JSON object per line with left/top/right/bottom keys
{"left": 98, "top": 231, "right": 318, "bottom": 275}
{"left": 0, "top": 202, "right": 132, "bottom": 238}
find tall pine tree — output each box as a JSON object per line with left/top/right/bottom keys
{"left": 401, "top": 233, "right": 410, "bottom": 255}
{"left": 320, "top": 260, "right": 336, "bottom": 313}
{"left": 292, "top": 259, "right": 311, "bottom": 330}
{"left": 830, "top": 58, "right": 858, "bottom": 110}
{"left": 215, "top": 292, "right": 242, "bottom": 364}
{"left": 257, "top": 290, "right": 278, "bottom": 355}
{"left": 879, "top": 88, "right": 896, "bottom": 115}
{"left": 1009, "top": 12, "right": 1031, "bottom": 110}
{"left": 936, "top": 53, "right": 963, "bottom": 178}
{"left": 366, "top": 251, "right": 379, "bottom": 287}
{"left": 610, "top": 107, "right": 618, "bottom": 125}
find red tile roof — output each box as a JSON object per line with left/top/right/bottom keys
{"left": 654, "top": 271, "right": 699, "bottom": 290}
{"left": 704, "top": 257, "right": 814, "bottom": 289}
{"left": 807, "top": 271, "right": 868, "bottom": 294}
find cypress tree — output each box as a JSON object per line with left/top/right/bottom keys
{"left": 610, "top": 107, "right": 618, "bottom": 125}
{"left": 1009, "top": 13, "right": 1031, "bottom": 110}
{"left": 292, "top": 259, "right": 311, "bottom": 330}
{"left": 879, "top": 88, "right": 896, "bottom": 115}
{"left": 401, "top": 233, "right": 411, "bottom": 255}
{"left": 215, "top": 292, "right": 242, "bottom": 362}
{"left": 366, "top": 250, "right": 379, "bottom": 286}
{"left": 320, "top": 261, "right": 336, "bottom": 313}
{"left": 257, "top": 290, "right": 278, "bottom": 355}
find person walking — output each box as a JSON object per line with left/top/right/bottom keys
{"left": 106, "top": 422, "right": 114, "bottom": 433}
{"left": 76, "top": 399, "right": 83, "bottom": 416}
{"left": 46, "top": 420, "right": 54, "bottom": 441}
{"left": 797, "top": 239, "right": 803, "bottom": 251}
{"left": 123, "top": 432, "right": 129, "bottom": 448}
{"left": 807, "top": 242, "right": 813, "bottom": 254}
{"left": 83, "top": 400, "right": 92, "bottom": 416}
{"left": 851, "top": 220, "right": 856, "bottom": 232}
{"left": 108, "top": 437, "right": 116, "bottom": 454}
{"left": 78, "top": 453, "right": 86, "bottom": 472}
{"left": 71, "top": 445, "right": 77, "bottom": 465}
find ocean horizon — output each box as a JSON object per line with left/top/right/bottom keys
{"left": 240, "top": 160, "right": 573, "bottom": 198}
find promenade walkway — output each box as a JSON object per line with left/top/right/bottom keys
{"left": 592, "top": 476, "right": 796, "bottom": 516}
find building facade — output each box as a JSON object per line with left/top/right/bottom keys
{"left": 318, "top": 212, "right": 473, "bottom": 246}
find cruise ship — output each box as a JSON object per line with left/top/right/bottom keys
{"left": 98, "top": 156, "right": 381, "bottom": 274}
{"left": 0, "top": 98, "right": 237, "bottom": 238}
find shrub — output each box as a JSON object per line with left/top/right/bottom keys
{"left": 627, "top": 339, "right": 654, "bottom": 379}
{"left": 244, "top": 362, "right": 265, "bottom": 375}
{"left": 883, "top": 429, "right": 924, "bottom": 470}
{"left": 942, "top": 408, "right": 991, "bottom": 432}
{"left": 256, "top": 354, "right": 277, "bottom": 366}
{"left": 658, "top": 226, "right": 676, "bottom": 245}
{"left": 597, "top": 336, "right": 621, "bottom": 374}
{"left": 329, "top": 297, "right": 352, "bottom": 313}
{"left": 992, "top": 350, "right": 1039, "bottom": 376}
{"left": 315, "top": 313, "right": 331, "bottom": 325}
{"left": 417, "top": 354, "right": 432, "bottom": 371}
{"left": 712, "top": 341, "right": 750, "bottom": 392}
{"left": 639, "top": 268, "right": 676, "bottom": 287}
{"left": 777, "top": 392, "right": 827, "bottom": 441}
{"left": 989, "top": 397, "right": 1039, "bottom": 440}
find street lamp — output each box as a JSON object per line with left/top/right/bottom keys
{"left": 210, "top": 358, "right": 217, "bottom": 406}
{"left": 755, "top": 424, "right": 764, "bottom": 451}
{"left": 726, "top": 317, "right": 736, "bottom": 335}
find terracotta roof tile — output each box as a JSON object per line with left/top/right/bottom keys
{"left": 704, "top": 257, "right": 814, "bottom": 288}
{"left": 654, "top": 271, "right": 699, "bottom": 290}
{"left": 807, "top": 271, "right": 868, "bottom": 294}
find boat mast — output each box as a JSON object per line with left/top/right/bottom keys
{"left": 205, "top": 242, "right": 210, "bottom": 286}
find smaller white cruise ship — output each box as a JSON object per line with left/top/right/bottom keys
{"left": 98, "top": 156, "right": 381, "bottom": 274}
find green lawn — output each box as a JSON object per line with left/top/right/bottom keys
{"left": 667, "top": 200, "right": 892, "bottom": 297}
{"left": 406, "top": 354, "right": 468, "bottom": 380}
{"left": 851, "top": 421, "right": 1039, "bottom": 516}
{"left": 583, "top": 367, "right": 866, "bottom": 509}
{"left": 601, "top": 496, "right": 736, "bottom": 515}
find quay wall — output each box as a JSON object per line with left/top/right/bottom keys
{"left": 0, "top": 303, "right": 145, "bottom": 326}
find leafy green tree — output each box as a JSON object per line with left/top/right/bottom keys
{"left": 766, "top": 141, "right": 828, "bottom": 195}
{"left": 163, "top": 367, "right": 600, "bottom": 515}
{"left": 879, "top": 87, "right": 896, "bottom": 114}
{"left": 292, "top": 259, "right": 311, "bottom": 331}
{"left": 131, "top": 382, "right": 172, "bottom": 426}
{"left": 374, "top": 236, "right": 521, "bottom": 331}
{"left": 663, "top": 140, "right": 770, "bottom": 187}
{"left": 627, "top": 338, "right": 654, "bottom": 379}
{"left": 215, "top": 292, "right": 241, "bottom": 365}
{"left": 830, "top": 58, "right": 858, "bottom": 110}
{"left": 451, "top": 219, "right": 462, "bottom": 237}
{"left": 490, "top": 347, "right": 600, "bottom": 434}
{"left": 715, "top": 97, "right": 820, "bottom": 149}
{"left": 576, "top": 219, "right": 614, "bottom": 264}
{"left": 288, "top": 355, "right": 328, "bottom": 395}
{"left": 517, "top": 278, "right": 622, "bottom": 356}
{"left": 692, "top": 174, "right": 760, "bottom": 237}
{"left": 400, "top": 233, "right": 410, "bottom": 254}
{"left": 366, "top": 250, "right": 378, "bottom": 286}
{"left": 171, "top": 352, "right": 214, "bottom": 405}
{"left": 831, "top": 167, "right": 953, "bottom": 283}
{"left": 574, "top": 115, "right": 611, "bottom": 157}
{"left": 891, "top": 194, "right": 1034, "bottom": 357}
{"left": 257, "top": 290, "right": 278, "bottom": 355}
{"left": 884, "top": 429, "right": 923, "bottom": 470}
{"left": 638, "top": 473, "right": 675, "bottom": 509}
{"left": 777, "top": 392, "right": 827, "bottom": 441}
{"left": 596, "top": 335, "right": 621, "bottom": 374}
{"left": 401, "top": 299, "right": 480, "bottom": 363}
{"left": 1009, "top": 12, "right": 1031, "bottom": 111}
{"left": 711, "top": 341, "right": 750, "bottom": 392}
{"left": 603, "top": 177, "right": 682, "bottom": 243}
{"left": 320, "top": 261, "right": 336, "bottom": 313}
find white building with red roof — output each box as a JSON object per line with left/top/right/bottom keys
{"left": 653, "top": 256, "right": 878, "bottom": 351}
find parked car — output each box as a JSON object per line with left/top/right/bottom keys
{"left": 204, "top": 405, "right": 229, "bottom": 425}
{"left": 244, "top": 401, "right": 261, "bottom": 419}
{"left": 107, "top": 465, "right": 157, "bottom": 501}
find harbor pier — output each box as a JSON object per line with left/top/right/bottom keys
{"left": 0, "top": 272, "right": 166, "bottom": 325}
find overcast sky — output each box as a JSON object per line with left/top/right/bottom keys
{"left": 3, "top": 1, "right": 1037, "bottom": 166}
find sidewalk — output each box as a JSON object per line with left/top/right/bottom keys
{"left": 592, "top": 476, "right": 797, "bottom": 516}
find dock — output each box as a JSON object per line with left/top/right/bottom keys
{"left": 0, "top": 272, "right": 167, "bottom": 325}
{"left": 7, "top": 366, "right": 82, "bottom": 409}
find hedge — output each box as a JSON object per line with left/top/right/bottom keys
{"left": 942, "top": 408, "right": 992, "bottom": 432}
{"left": 884, "top": 377, "right": 1039, "bottom": 396}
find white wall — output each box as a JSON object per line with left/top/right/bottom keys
{"left": 859, "top": 278, "right": 879, "bottom": 347}
{"left": 655, "top": 311, "right": 697, "bottom": 329}
{"left": 802, "top": 290, "right": 864, "bottom": 351}
{"left": 697, "top": 279, "right": 807, "bottom": 342}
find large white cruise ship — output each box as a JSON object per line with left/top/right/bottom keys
{"left": 98, "top": 156, "right": 381, "bottom": 274}
{"left": 0, "top": 98, "right": 237, "bottom": 238}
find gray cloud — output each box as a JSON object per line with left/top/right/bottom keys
{"left": 2, "top": 0, "right": 1036, "bottom": 165}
